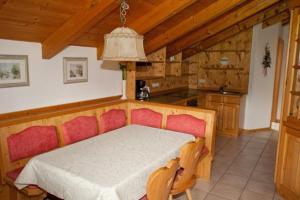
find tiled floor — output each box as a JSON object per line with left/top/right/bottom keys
{"left": 175, "top": 130, "right": 285, "bottom": 200}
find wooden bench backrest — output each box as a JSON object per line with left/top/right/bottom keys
{"left": 0, "top": 100, "right": 215, "bottom": 183}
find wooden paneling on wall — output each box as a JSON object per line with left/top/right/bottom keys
{"left": 136, "top": 47, "right": 190, "bottom": 94}
{"left": 145, "top": 76, "right": 189, "bottom": 94}
{"left": 188, "top": 29, "right": 252, "bottom": 93}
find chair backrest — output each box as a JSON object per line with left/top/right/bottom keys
{"left": 174, "top": 138, "right": 205, "bottom": 187}
{"left": 62, "top": 116, "right": 98, "bottom": 145}
{"left": 7, "top": 126, "right": 59, "bottom": 162}
{"left": 166, "top": 114, "right": 206, "bottom": 137}
{"left": 146, "top": 158, "right": 179, "bottom": 200}
{"left": 131, "top": 108, "right": 163, "bottom": 128}
{"left": 99, "top": 109, "right": 126, "bottom": 134}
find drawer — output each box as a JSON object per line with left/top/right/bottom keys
{"left": 223, "top": 96, "right": 240, "bottom": 104}
{"left": 206, "top": 94, "right": 223, "bottom": 102}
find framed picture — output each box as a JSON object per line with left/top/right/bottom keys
{"left": 63, "top": 57, "right": 88, "bottom": 84}
{"left": 0, "top": 55, "right": 29, "bottom": 88}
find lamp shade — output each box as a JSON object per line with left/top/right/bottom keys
{"left": 102, "top": 27, "right": 147, "bottom": 62}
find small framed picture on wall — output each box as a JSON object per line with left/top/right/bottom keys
{"left": 0, "top": 55, "right": 29, "bottom": 88}
{"left": 63, "top": 57, "right": 88, "bottom": 84}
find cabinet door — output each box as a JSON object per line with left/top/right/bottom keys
{"left": 276, "top": 6, "right": 300, "bottom": 199}
{"left": 222, "top": 103, "right": 240, "bottom": 136}
{"left": 277, "top": 119, "right": 300, "bottom": 200}
{"left": 206, "top": 101, "right": 223, "bottom": 130}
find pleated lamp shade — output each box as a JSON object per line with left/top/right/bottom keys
{"left": 102, "top": 27, "right": 147, "bottom": 62}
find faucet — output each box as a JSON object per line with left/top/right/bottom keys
{"left": 219, "top": 85, "right": 227, "bottom": 93}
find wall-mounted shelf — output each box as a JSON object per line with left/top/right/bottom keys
{"left": 165, "top": 75, "right": 179, "bottom": 77}
{"left": 136, "top": 76, "right": 164, "bottom": 80}
{"left": 202, "top": 67, "right": 244, "bottom": 71}
{"left": 293, "top": 65, "right": 300, "bottom": 69}
{"left": 291, "top": 91, "right": 300, "bottom": 96}
{"left": 198, "top": 49, "right": 249, "bottom": 53}
{"left": 182, "top": 73, "right": 197, "bottom": 76}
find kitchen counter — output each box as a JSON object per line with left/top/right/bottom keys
{"left": 149, "top": 89, "right": 243, "bottom": 105}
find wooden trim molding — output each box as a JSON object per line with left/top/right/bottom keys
{"left": 0, "top": 95, "right": 123, "bottom": 127}
{"left": 240, "top": 127, "right": 271, "bottom": 133}
{"left": 271, "top": 38, "right": 284, "bottom": 123}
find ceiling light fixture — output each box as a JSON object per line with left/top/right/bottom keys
{"left": 102, "top": 0, "right": 147, "bottom": 62}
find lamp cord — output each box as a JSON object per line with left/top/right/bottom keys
{"left": 120, "top": 0, "right": 129, "bottom": 27}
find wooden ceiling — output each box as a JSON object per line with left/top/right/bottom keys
{"left": 0, "top": 0, "right": 288, "bottom": 59}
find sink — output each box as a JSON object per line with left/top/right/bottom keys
{"left": 220, "top": 91, "right": 241, "bottom": 95}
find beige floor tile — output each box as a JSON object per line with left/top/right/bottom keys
{"left": 227, "top": 165, "right": 253, "bottom": 178}
{"left": 205, "top": 194, "right": 231, "bottom": 200}
{"left": 255, "top": 162, "right": 275, "bottom": 173}
{"left": 195, "top": 179, "right": 218, "bottom": 192}
{"left": 191, "top": 188, "right": 208, "bottom": 200}
{"left": 214, "top": 154, "right": 236, "bottom": 165}
{"left": 246, "top": 180, "right": 275, "bottom": 197}
{"left": 210, "top": 183, "right": 243, "bottom": 200}
{"left": 218, "top": 174, "right": 248, "bottom": 189}
{"left": 240, "top": 189, "right": 273, "bottom": 200}
{"left": 250, "top": 169, "right": 275, "bottom": 184}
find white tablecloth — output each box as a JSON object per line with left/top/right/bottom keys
{"left": 15, "top": 125, "right": 194, "bottom": 200}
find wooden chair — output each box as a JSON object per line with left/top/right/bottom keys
{"left": 98, "top": 109, "right": 126, "bottom": 134}
{"left": 131, "top": 108, "right": 163, "bottom": 128}
{"left": 170, "top": 138, "right": 205, "bottom": 200}
{"left": 61, "top": 115, "right": 98, "bottom": 145}
{"left": 141, "top": 158, "right": 179, "bottom": 200}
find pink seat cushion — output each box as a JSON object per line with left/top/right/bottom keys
{"left": 99, "top": 109, "right": 126, "bottom": 134}
{"left": 131, "top": 108, "right": 163, "bottom": 128}
{"left": 7, "top": 126, "right": 59, "bottom": 162}
{"left": 6, "top": 167, "right": 39, "bottom": 189}
{"left": 6, "top": 167, "right": 24, "bottom": 181}
{"left": 139, "top": 195, "right": 147, "bottom": 200}
{"left": 62, "top": 116, "right": 98, "bottom": 145}
{"left": 166, "top": 114, "right": 206, "bottom": 137}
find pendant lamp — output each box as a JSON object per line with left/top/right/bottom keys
{"left": 102, "top": 0, "right": 147, "bottom": 62}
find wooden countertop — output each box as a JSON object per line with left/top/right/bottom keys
{"left": 149, "top": 89, "right": 243, "bottom": 104}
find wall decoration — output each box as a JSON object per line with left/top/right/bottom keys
{"left": 63, "top": 57, "right": 88, "bottom": 84}
{"left": 0, "top": 55, "right": 29, "bottom": 88}
{"left": 262, "top": 43, "right": 271, "bottom": 77}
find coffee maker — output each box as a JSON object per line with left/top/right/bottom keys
{"left": 136, "top": 80, "right": 150, "bottom": 101}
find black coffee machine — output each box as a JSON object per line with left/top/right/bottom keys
{"left": 136, "top": 80, "right": 150, "bottom": 101}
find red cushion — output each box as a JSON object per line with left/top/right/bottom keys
{"left": 202, "top": 146, "right": 209, "bottom": 155}
{"left": 99, "top": 109, "right": 126, "bottom": 134}
{"left": 139, "top": 195, "right": 147, "bottom": 200}
{"left": 131, "top": 108, "right": 163, "bottom": 128}
{"left": 166, "top": 114, "right": 206, "bottom": 137}
{"left": 6, "top": 167, "right": 39, "bottom": 189}
{"left": 7, "top": 126, "right": 59, "bottom": 162}
{"left": 62, "top": 116, "right": 98, "bottom": 145}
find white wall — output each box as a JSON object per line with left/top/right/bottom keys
{"left": 241, "top": 23, "right": 281, "bottom": 129}
{"left": 0, "top": 39, "right": 122, "bottom": 114}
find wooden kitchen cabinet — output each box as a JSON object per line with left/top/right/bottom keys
{"left": 206, "top": 94, "right": 240, "bottom": 137}
{"left": 275, "top": 5, "right": 300, "bottom": 199}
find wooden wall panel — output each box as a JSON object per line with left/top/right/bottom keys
{"left": 187, "top": 29, "right": 252, "bottom": 93}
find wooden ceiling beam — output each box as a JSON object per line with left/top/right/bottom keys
{"left": 183, "top": 2, "right": 288, "bottom": 58}
{"left": 144, "top": 0, "right": 246, "bottom": 54}
{"left": 42, "top": 0, "right": 119, "bottom": 59}
{"left": 167, "top": 0, "right": 280, "bottom": 57}
{"left": 262, "top": 10, "right": 290, "bottom": 28}
{"left": 287, "top": 0, "right": 300, "bottom": 9}
{"left": 97, "top": 0, "right": 198, "bottom": 59}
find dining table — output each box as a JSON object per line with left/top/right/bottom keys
{"left": 15, "top": 124, "right": 194, "bottom": 200}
